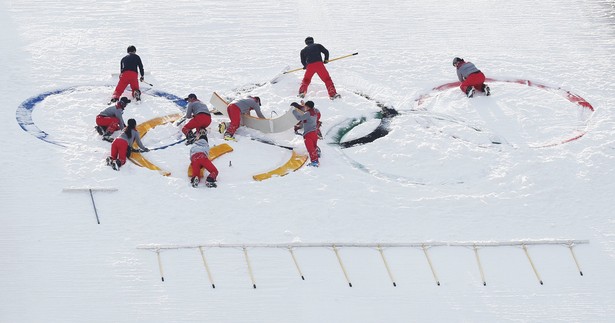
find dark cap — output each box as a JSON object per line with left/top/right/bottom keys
{"left": 127, "top": 118, "right": 137, "bottom": 127}
{"left": 251, "top": 96, "right": 261, "bottom": 106}
{"left": 184, "top": 93, "right": 197, "bottom": 101}
{"left": 305, "top": 101, "right": 314, "bottom": 108}
{"left": 197, "top": 129, "right": 208, "bottom": 142}
{"left": 118, "top": 96, "right": 131, "bottom": 107}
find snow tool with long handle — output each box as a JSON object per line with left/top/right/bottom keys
{"left": 283, "top": 52, "right": 358, "bottom": 74}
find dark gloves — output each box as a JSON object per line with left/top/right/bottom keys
{"left": 290, "top": 102, "right": 301, "bottom": 109}
{"left": 141, "top": 147, "right": 150, "bottom": 152}
{"left": 140, "top": 76, "right": 144, "bottom": 82}
{"left": 323, "top": 60, "right": 329, "bottom": 64}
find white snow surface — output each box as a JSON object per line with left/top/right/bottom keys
{"left": 2, "top": 1, "right": 615, "bottom": 322}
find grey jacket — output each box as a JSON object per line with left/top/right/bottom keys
{"left": 118, "top": 129, "right": 147, "bottom": 150}
{"left": 231, "top": 98, "right": 265, "bottom": 118}
{"left": 99, "top": 104, "right": 125, "bottom": 129}
{"left": 292, "top": 108, "right": 320, "bottom": 136}
{"left": 456, "top": 62, "right": 480, "bottom": 82}
{"left": 190, "top": 138, "right": 210, "bottom": 158}
{"left": 185, "top": 100, "right": 211, "bottom": 119}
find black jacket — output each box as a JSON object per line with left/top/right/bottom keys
{"left": 120, "top": 53, "right": 144, "bottom": 76}
{"left": 300, "top": 43, "right": 329, "bottom": 67}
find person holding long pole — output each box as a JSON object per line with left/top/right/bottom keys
{"left": 298, "top": 37, "right": 341, "bottom": 100}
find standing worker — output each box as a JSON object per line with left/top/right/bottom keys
{"left": 291, "top": 101, "right": 321, "bottom": 167}
{"left": 453, "top": 57, "right": 490, "bottom": 98}
{"left": 111, "top": 45, "right": 145, "bottom": 103}
{"left": 182, "top": 93, "right": 212, "bottom": 145}
{"left": 298, "top": 37, "right": 341, "bottom": 100}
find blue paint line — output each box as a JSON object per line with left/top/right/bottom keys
{"left": 16, "top": 87, "right": 75, "bottom": 147}
{"left": 16, "top": 85, "right": 186, "bottom": 148}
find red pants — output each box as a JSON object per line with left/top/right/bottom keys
{"left": 182, "top": 114, "right": 212, "bottom": 136}
{"left": 299, "top": 61, "right": 337, "bottom": 97}
{"left": 225, "top": 104, "right": 242, "bottom": 136}
{"left": 110, "top": 137, "right": 129, "bottom": 166}
{"left": 303, "top": 131, "right": 319, "bottom": 163}
{"left": 112, "top": 70, "right": 140, "bottom": 99}
{"left": 190, "top": 153, "right": 219, "bottom": 180}
{"left": 96, "top": 115, "right": 121, "bottom": 134}
{"left": 460, "top": 72, "right": 486, "bottom": 93}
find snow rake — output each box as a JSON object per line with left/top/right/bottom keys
{"left": 282, "top": 52, "right": 359, "bottom": 75}
{"left": 62, "top": 187, "right": 118, "bottom": 224}
{"left": 271, "top": 52, "right": 359, "bottom": 83}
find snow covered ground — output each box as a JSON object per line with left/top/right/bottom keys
{"left": 2, "top": 0, "right": 615, "bottom": 322}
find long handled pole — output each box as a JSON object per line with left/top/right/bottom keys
{"left": 88, "top": 189, "right": 101, "bottom": 224}
{"left": 473, "top": 245, "right": 487, "bottom": 286}
{"left": 198, "top": 246, "right": 216, "bottom": 288}
{"left": 156, "top": 249, "right": 165, "bottom": 282}
{"left": 283, "top": 53, "right": 359, "bottom": 74}
{"left": 568, "top": 244, "right": 584, "bottom": 276}
{"left": 288, "top": 248, "right": 305, "bottom": 280}
{"left": 174, "top": 116, "right": 187, "bottom": 127}
{"left": 62, "top": 188, "right": 117, "bottom": 224}
{"left": 522, "top": 244, "right": 543, "bottom": 285}
{"left": 422, "top": 245, "right": 440, "bottom": 286}
{"left": 377, "top": 245, "right": 397, "bottom": 287}
{"left": 243, "top": 247, "right": 257, "bottom": 289}
{"left": 333, "top": 245, "right": 352, "bottom": 287}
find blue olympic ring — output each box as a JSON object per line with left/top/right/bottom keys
{"left": 16, "top": 86, "right": 187, "bottom": 150}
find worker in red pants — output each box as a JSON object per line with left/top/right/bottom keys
{"left": 453, "top": 57, "right": 490, "bottom": 98}
{"left": 291, "top": 101, "right": 321, "bottom": 167}
{"left": 298, "top": 37, "right": 340, "bottom": 100}
{"left": 106, "top": 118, "right": 149, "bottom": 171}
{"left": 182, "top": 93, "right": 212, "bottom": 145}
{"left": 222, "top": 96, "right": 265, "bottom": 140}
{"left": 111, "top": 45, "right": 145, "bottom": 102}
{"left": 95, "top": 96, "right": 131, "bottom": 141}
{"left": 189, "top": 130, "right": 218, "bottom": 188}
